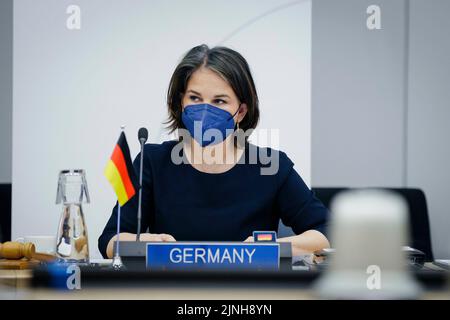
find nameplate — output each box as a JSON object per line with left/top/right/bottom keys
{"left": 146, "top": 242, "right": 280, "bottom": 270}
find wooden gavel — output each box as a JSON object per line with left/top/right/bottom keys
{"left": 0, "top": 241, "right": 56, "bottom": 262}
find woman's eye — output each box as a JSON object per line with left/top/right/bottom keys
{"left": 214, "top": 99, "right": 227, "bottom": 105}
{"left": 189, "top": 95, "right": 200, "bottom": 102}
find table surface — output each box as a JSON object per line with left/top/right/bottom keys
{"left": 1, "top": 263, "right": 450, "bottom": 300}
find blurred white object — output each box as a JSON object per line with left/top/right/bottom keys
{"left": 434, "top": 260, "right": 450, "bottom": 266}
{"left": 315, "top": 189, "right": 421, "bottom": 299}
{"left": 89, "top": 258, "right": 113, "bottom": 265}
{"left": 433, "top": 260, "right": 450, "bottom": 270}
{"left": 15, "top": 235, "right": 56, "bottom": 254}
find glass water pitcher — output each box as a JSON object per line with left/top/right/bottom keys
{"left": 55, "top": 169, "right": 90, "bottom": 263}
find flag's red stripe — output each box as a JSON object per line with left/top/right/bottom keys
{"left": 110, "top": 144, "right": 136, "bottom": 199}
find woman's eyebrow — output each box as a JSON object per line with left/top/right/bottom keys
{"left": 187, "top": 90, "right": 202, "bottom": 96}
{"left": 213, "top": 94, "right": 230, "bottom": 99}
{"left": 187, "top": 90, "right": 230, "bottom": 99}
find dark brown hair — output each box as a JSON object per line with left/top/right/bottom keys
{"left": 166, "top": 44, "right": 259, "bottom": 133}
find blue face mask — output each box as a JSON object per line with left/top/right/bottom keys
{"left": 181, "top": 103, "right": 240, "bottom": 147}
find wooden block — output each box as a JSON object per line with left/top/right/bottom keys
{"left": 0, "top": 258, "right": 41, "bottom": 270}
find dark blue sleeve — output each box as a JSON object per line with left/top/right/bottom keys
{"left": 275, "top": 152, "right": 329, "bottom": 237}
{"left": 98, "top": 145, "right": 154, "bottom": 258}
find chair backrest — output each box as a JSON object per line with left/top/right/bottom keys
{"left": 0, "top": 183, "right": 12, "bottom": 242}
{"left": 312, "top": 187, "right": 434, "bottom": 261}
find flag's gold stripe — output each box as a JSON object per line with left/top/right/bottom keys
{"left": 104, "top": 159, "right": 129, "bottom": 206}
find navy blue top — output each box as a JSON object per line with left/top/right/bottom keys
{"left": 98, "top": 140, "right": 329, "bottom": 258}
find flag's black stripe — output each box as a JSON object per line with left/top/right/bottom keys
{"left": 117, "top": 131, "right": 140, "bottom": 192}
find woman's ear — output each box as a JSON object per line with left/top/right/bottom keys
{"left": 237, "top": 103, "right": 248, "bottom": 123}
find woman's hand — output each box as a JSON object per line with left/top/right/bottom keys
{"left": 106, "top": 232, "right": 176, "bottom": 258}
{"left": 243, "top": 230, "right": 330, "bottom": 256}
{"left": 139, "top": 233, "right": 176, "bottom": 242}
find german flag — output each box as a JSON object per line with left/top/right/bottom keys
{"left": 104, "top": 132, "right": 139, "bottom": 206}
{"left": 256, "top": 234, "right": 274, "bottom": 241}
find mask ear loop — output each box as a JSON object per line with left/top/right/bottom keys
{"left": 231, "top": 104, "right": 244, "bottom": 150}
{"left": 228, "top": 103, "right": 242, "bottom": 122}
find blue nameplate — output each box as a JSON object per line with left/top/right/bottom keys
{"left": 146, "top": 242, "right": 280, "bottom": 270}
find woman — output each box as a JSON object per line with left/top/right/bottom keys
{"left": 99, "top": 44, "right": 330, "bottom": 259}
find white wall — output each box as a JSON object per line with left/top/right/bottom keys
{"left": 12, "top": 0, "right": 312, "bottom": 258}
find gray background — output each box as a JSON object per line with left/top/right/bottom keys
{"left": 0, "top": 0, "right": 12, "bottom": 183}
{"left": 406, "top": 0, "right": 450, "bottom": 259}
{"left": 1, "top": 0, "right": 449, "bottom": 259}
{"left": 311, "top": 0, "right": 450, "bottom": 259}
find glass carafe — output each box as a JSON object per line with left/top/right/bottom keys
{"left": 55, "top": 169, "right": 90, "bottom": 263}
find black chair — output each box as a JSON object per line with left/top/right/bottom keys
{"left": 311, "top": 187, "right": 434, "bottom": 262}
{"left": 0, "top": 183, "right": 12, "bottom": 242}
{"left": 277, "top": 187, "right": 434, "bottom": 261}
